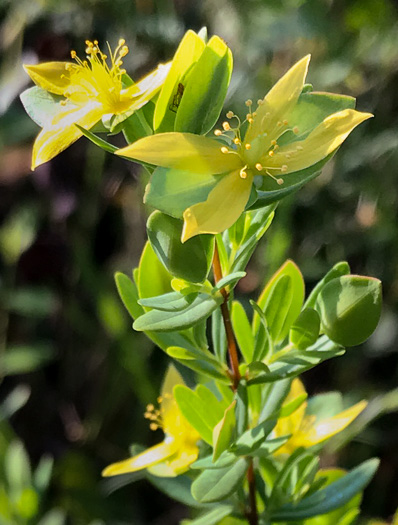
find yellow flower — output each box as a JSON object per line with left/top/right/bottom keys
{"left": 102, "top": 366, "right": 200, "bottom": 478}
{"left": 273, "top": 378, "right": 367, "bottom": 455}
{"left": 116, "top": 55, "right": 372, "bottom": 242}
{"left": 24, "top": 39, "right": 170, "bottom": 170}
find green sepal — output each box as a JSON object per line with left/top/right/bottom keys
{"left": 147, "top": 210, "right": 214, "bottom": 283}
{"left": 174, "top": 36, "right": 232, "bottom": 135}
{"left": 315, "top": 275, "right": 382, "bottom": 346}
{"left": 144, "top": 167, "right": 218, "bottom": 218}
{"left": 20, "top": 86, "right": 65, "bottom": 128}
{"left": 191, "top": 457, "right": 248, "bottom": 503}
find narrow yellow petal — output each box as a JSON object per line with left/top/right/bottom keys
{"left": 102, "top": 440, "right": 177, "bottom": 477}
{"left": 245, "top": 55, "right": 310, "bottom": 145}
{"left": 31, "top": 104, "right": 103, "bottom": 169}
{"left": 166, "top": 446, "right": 199, "bottom": 475}
{"left": 267, "top": 109, "right": 373, "bottom": 174}
{"left": 161, "top": 365, "right": 185, "bottom": 431}
{"left": 296, "top": 400, "right": 367, "bottom": 447}
{"left": 122, "top": 62, "right": 172, "bottom": 106}
{"left": 181, "top": 170, "right": 253, "bottom": 242}
{"left": 24, "top": 62, "right": 75, "bottom": 95}
{"left": 117, "top": 133, "right": 242, "bottom": 175}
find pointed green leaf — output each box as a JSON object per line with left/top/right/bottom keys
{"left": 213, "top": 401, "right": 236, "bottom": 461}
{"left": 191, "top": 458, "right": 248, "bottom": 503}
{"left": 231, "top": 301, "right": 254, "bottom": 362}
{"left": 264, "top": 274, "right": 293, "bottom": 342}
{"left": 187, "top": 505, "right": 234, "bottom": 525}
{"left": 173, "top": 385, "right": 214, "bottom": 444}
{"left": 232, "top": 419, "right": 276, "bottom": 455}
{"left": 138, "top": 291, "right": 196, "bottom": 311}
{"left": 133, "top": 292, "right": 222, "bottom": 332}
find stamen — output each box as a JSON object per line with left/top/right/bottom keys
{"left": 245, "top": 99, "right": 253, "bottom": 107}
{"left": 296, "top": 145, "right": 303, "bottom": 151}
{"left": 150, "top": 423, "right": 158, "bottom": 431}
{"left": 233, "top": 138, "right": 241, "bottom": 145}
{"left": 271, "top": 140, "right": 277, "bottom": 146}
{"left": 245, "top": 143, "right": 251, "bottom": 150}
{"left": 281, "top": 165, "right": 288, "bottom": 172}
{"left": 283, "top": 119, "right": 289, "bottom": 126}
{"left": 257, "top": 99, "right": 263, "bottom": 105}
{"left": 255, "top": 163, "right": 263, "bottom": 171}
{"left": 71, "top": 50, "right": 77, "bottom": 58}
{"left": 222, "top": 121, "right": 231, "bottom": 131}
{"left": 293, "top": 126, "right": 299, "bottom": 134}
{"left": 240, "top": 165, "right": 248, "bottom": 179}
{"left": 214, "top": 129, "right": 222, "bottom": 136}
{"left": 221, "top": 147, "right": 229, "bottom": 154}
{"left": 268, "top": 150, "right": 274, "bottom": 157}
{"left": 226, "top": 110, "right": 234, "bottom": 119}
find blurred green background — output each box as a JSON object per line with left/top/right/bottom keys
{"left": 0, "top": 0, "right": 398, "bottom": 523}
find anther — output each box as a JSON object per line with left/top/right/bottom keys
{"left": 293, "top": 126, "right": 299, "bottom": 134}
{"left": 60, "top": 100, "right": 67, "bottom": 106}
{"left": 248, "top": 118, "right": 254, "bottom": 124}
{"left": 277, "top": 121, "right": 282, "bottom": 127}
{"left": 269, "top": 150, "right": 274, "bottom": 157}
{"left": 71, "top": 50, "right": 77, "bottom": 58}
{"left": 283, "top": 119, "right": 288, "bottom": 126}
{"left": 240, "top": 165, "right": 248, "bottom": 179}
{"left": 281, "top": 165, "right": 288, "bottom": 172}
{"left": 271, "top": 140, "right": 277, "bottom": 146}
{"left": 245, "top": 99, "right": 253, "bottom": 107}
{"left": 119, "top": 38, "right": 126, "bottom": 46}
{"left": 255, "top": 163, "right": 263, "bottom": 171}
{"left": 257, "top": 99, "right": 263, "bottom": 105}
{"left": 214, "top": 129, "right": 222, "bottom": 136}
{"left": 222, "top": 121, "right": 231, "bottom": 131}
{"left": 221, "top": 147, "right": 229, "bottom": 154}
{"left": 296, "top": 145, "right": 303, "bottom": 151}
{"left": 245, "top": 143, "right": 251, "bottom": 150}
{"left": 146, "top": 404, "right": 154, "bottom": 411}
{"left": 233, "top": 138, "right": 241, "bottom": 145}
{"left": 252, "top": 112, "right": 257, "bottom": 117}
{"left": 157, "top": 396, "right": 163, "bottom": 403}
{"left": 246, "top": 113, "right": 252, "bottom": 120}
{"left": 149, "top": 423, "right": 158, "bottom": 431}
{"left": 226, "top": 110, "right": 234, "bottom": 119}
{"left": 277, "top": 178, "right": 284, "bottom": 185}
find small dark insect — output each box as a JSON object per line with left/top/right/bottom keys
{"left": 169, "top": 83, "right": 185, "bottom": 113}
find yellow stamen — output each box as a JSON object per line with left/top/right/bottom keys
{"left": 226, "top": 110, "right": 234, "bottom": 119}
{"left": 255, "top": 163, "right": 263, "bottom": 171}
{"left": 221, "top": 146, "right": 229, "bottom": 154}
{"left": 245, "top": 143, "right": 251, "bottom": 150}
{"left": 214, "top": 129, "right": 222, "bottom": 136}
{"left": 222, "top": 121, "right": 231, "bottom": 131}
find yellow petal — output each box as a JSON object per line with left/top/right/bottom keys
{"left": 166, "top": 446, "right": 199, "bottom": 475}
{"left": 102, "top": 439, "right": 177, "bottom": 477}
{"left": 266, "top": 109, "right": 373, "bottom": 174}
{"left": 116, "top": 133, "right": 242, "bottom": 175}
{"left": 245, "top": 55, "right": 310, "bottom": 145}
{"left": 273, "top": 379, "right": 307, "bottom": 440}
{"left": 161, "top": 365, "right": 185, "bottom": 432}
{"left": 31, "top": 104, "right": 103, "bottom": 169}
{"left": 122, "top": 62, "right": 172, "bottom": 104}
{"left": 296, "top": 400, "right": 367, "bottom": 447}
{"left": 24, "top": 62, "right": 75, "bottom": 95}
{"left": 182, "top": 169, "right": 253, "bottom": 242}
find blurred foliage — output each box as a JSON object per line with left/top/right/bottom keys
{"left": 0, "top": 0, "right": 398, "bottom": 523}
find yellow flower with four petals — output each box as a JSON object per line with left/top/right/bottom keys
{"left": 102, "top": 366, "right": 200, "bottom": 478}
{"left": 117, "top": 55, "right": 372, "bottom": 242}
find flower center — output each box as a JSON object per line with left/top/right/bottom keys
{"left": 63, "top": 39, "right": 131, "bottom": 113}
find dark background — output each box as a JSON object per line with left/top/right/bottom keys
{"left": 0, "top": 0, "right": 398, "bottom": 523}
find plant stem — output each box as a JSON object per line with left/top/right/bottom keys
{"left": 212, "top": 243, "right": 259, "bottom": 525}
{"left": 246, "top": 461, "right": 259, "bottom": 525}
{"left": 212, "top": 243, "right": 241, "bottom": 391}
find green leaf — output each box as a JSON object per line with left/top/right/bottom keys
{"left": 258, "top": 380, "right": 291, "bottom": 423}
{"left": 213, "top": 272, "right": 246, "bottom": 293}
{"left": 33, "top": 456, "right": 53, "bottom": 493}
{"left": 315, "top": 275, "right": 382, "bottom": 346}
{"left": 278, "top": 392, "right": 308, "bottom": 419}
{"left": 191, "top": 452, "right": 236, "bottom": 470}
{"left": 5, "top": 440, "right": 31, "bottom": 488}
{"left": 37, "top": 510, "right": 66, "bottom": 525}
{"left": 133, "top": 292, "right": 222, "bottom": 332}
{"left": 138, "top": 291, "right": 196, "bottom": 311}
{"left": 174, "top": 385, "right": 215, "bottom": 444}
{"left": 254, "top": 260, "right": 305, "bottom": 342}
{"left": 232, "top": 419, "right": 276, "bottom": 455}
{"left": 289, "top": 308, "right": 321, "bottom": 350}
{"left": 212, "top": 308, "right": 227, "bottom": 362}
{"left": 306, "top": 392, "right": 343, "bottom": 420}
{"left": 191, "top": 458, "right": 248, "bottom": 503}
{"left": 271, "top": 459, "right": 379, "bottom": 521}
{"left": 250, "top": 436, "right": 291, "bottom": 458}
{"left": 167, "top": 346, "right": 229, "bottom": 382}
{"left": 264, "top": 274, "right": 293, "bottom": 342}
{"left": 187, "top": 505, "right": 234, "bottom": 525}
{"left": 231, "top": 301, "right": 254, "bottom": 362}
{"left": 144, "top": 167, "right": 218, "bottom": 218}
{"left": 304, "top": 262, "right": 351, "bottom": 309}
{"left": 147, "top": 211, "right": 214, "bottom": 283}
{"left": 137, "top": 242, "right": 173, "bottom": 302}
{"left": 115, "top": 272, "right": 144, "bottom": 320}
{"left": 213, "top": 401, "right": 236, "bottom": 461}
{"left": 175, "top": 36, "right": 232, "bottom": 135}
